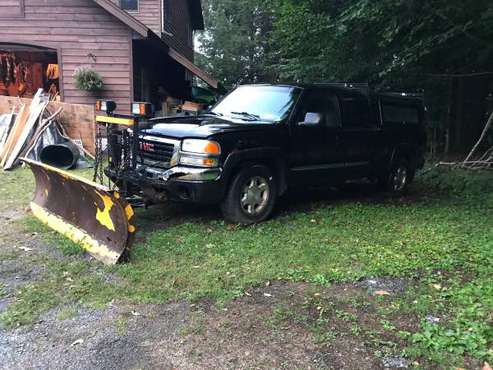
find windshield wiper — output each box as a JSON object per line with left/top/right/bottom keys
{"left": 230, "top": 111, "right": 261, "bottom": 121}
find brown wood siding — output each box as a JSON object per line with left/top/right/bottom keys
{"left": 0, "top": 0, "right": 133, "bottom": 112}
{"left": 110, "top": 0, "right": 161, "bottom": 35}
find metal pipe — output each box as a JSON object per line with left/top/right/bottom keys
{"left": 39, "top": 141, "right": 80, "bottom": 169}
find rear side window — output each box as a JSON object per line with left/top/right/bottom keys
{"left": 340, "top": 95, "right": 372, "bottom": 128}
{"left": 382, "top": 104, "right": 420, "bottom": 125}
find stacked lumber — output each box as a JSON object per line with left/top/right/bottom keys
{"left": 0, "top": 96, "right": 96, "bottom": 156}
{"left": 0, "top": 89, "right": 51, "bottom": 170}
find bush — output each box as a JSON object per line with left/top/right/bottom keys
{"left": 418, "top": 166, "right": 493, "bottom": 196}
{"left": 73, "top": 67, "right": 104, "bottom": 92}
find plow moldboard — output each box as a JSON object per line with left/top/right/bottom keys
{"left": 23, "top": 158, "right": 136, "bottom": 264}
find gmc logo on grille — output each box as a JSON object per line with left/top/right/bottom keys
{"left": 140, "top": 142, "right": 155, "bottom": 152}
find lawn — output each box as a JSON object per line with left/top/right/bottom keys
{"left": 0, "top": 165, "right": 492, "bottom": 368}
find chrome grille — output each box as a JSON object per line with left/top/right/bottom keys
{"left": 138, "top": 136, "right": 179, "bottom": 168}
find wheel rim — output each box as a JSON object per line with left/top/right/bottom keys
{"left": 392, "top": 166, "right": 408, "bottom": 192}
{"left": 240, "top": 176, "right": 270, "bottom": 216}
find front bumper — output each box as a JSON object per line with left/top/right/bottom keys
{"left": 144, "top": 165, "right": 222, "bottom": 182}
{"left": 106, "top": 165, "right": 226, "bottom": 204}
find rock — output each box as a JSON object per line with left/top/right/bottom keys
{"left": 382, "top": 356, "right": 409, "bottom": 369}
{"left": 425, "top": 315, "right": 440, "bottom": 324}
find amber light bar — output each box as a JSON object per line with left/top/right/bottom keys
{"left": 131, "top": 102, "right": 153, "bottom": 117}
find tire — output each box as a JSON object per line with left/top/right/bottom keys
{"left": 379, "top": 158, "right": 413, "bottom": 195}
{"left": 221, "top": 165, "right": 277, "bottom": 224}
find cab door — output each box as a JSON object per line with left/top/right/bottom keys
{"left": 338, "top": 92, "right": 381, "bottom": 179}
{"left": 288, "top": 88, "right": 344, "bottom": 186}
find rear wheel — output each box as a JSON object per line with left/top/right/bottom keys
{"left": 221, "top": 165, "right": 277, "bottom": 224}
{"left": 379, "top": 158, "right": 413, "bottom": 195}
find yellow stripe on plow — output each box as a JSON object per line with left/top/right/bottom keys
{"left": 95, "top": 115, "right": 135, "bottom": 126}
{"left": 30, "top": 202, "right": 122, "bottom": 265}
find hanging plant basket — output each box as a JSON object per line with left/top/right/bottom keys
{"left": 73, "top": 67, "right": 104, "bottom": 92}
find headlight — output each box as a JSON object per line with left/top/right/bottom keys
{"left": 179, "top": 155, "right": 219, "bottom": 168}
{"left": 182, "top": 139, "right": 221, "bottom": 155}
{"left": 179, "top": 139, "right": 221, "bottom": 168}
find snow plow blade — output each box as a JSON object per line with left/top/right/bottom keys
{"left": 22, "top": 158, "right": 136, "bottom": 265}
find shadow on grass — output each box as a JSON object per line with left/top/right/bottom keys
{"left": 134, "top": 180, "right": 429, "bottom": 238}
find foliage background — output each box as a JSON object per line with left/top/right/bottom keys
{"left": 197, "top": 0, "right": 493, "bottom": 89}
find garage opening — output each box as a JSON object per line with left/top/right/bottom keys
{"left": 0, "top": 43, "right": 59, "bottom": 100}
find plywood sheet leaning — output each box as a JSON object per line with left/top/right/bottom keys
{"left": 0, "top": 104, "right": 28, "bottom": 166}
{"left": 3, "top": 90, "right": 49, "bottom": 170}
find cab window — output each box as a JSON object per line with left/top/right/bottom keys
{"left": 297, "top": 90, "right": 341, "bottom": 128}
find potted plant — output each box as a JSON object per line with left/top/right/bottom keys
{"left": 73, "top": 67, "right": 104, "bottom": 92}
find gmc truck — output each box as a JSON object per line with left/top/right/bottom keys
{"left": 110, "top": 83, "right": 426, "bottom": 224}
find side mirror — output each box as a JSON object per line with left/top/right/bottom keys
{"left": 299, "top": 112, "right": 322, "bottom": 126}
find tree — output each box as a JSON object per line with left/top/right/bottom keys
{"left": 270, "top": 0, "right": 493, "bottom": 87}
{"left": 196, "top": 0, "right": 277, "bottom": 89}
{"left": 198, "top": 1, "right": 493, "bottom": 89}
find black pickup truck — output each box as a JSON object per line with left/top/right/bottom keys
{"left": 114, "top": 84, "right": 426, "bottom": 224}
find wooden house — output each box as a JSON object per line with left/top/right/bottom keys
{"left": 0, "top": 0, "right": 218, "bottom": 113}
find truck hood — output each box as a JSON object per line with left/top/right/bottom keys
{"left": 142, "top": 115, "right": 276, "bottom": 139}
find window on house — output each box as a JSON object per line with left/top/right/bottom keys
{"left": 120, "top": 0, "right": 138, "bottom": 11}
{"left": 0, "top": 0, "right": 24, "bottom": 18}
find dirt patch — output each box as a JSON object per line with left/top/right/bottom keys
{"left": 175, "top": 281, "right": 411, "bottom": 369}
{"left": 0, "top": 280, "right": 420, "bottom": 370}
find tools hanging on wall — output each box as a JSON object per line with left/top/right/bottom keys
{"left": 0, "top": 51, "right": 59, "bottom": 99}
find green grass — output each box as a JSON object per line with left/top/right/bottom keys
{"left": 21, "top": 217, "right": 85, "bottom": 256}
{"left": 0, "top": 167, "right": 35, "bottom": 213}
{"left": 0, "top": 166, "right": 492, "bottom": 367}
{"left": 0, "top": 166, "right": 94, "bottom": 213}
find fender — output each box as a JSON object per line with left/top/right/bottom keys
{"left": 222, "top": 147, "right": 289, "bottom": 195}
{"left": 388, "top": 143, "right": 418, "bottom": 169}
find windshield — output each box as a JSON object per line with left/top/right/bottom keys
{"left": 212, "top": 85, "right": 299, "bottom": 123}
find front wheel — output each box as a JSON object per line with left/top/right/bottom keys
{"left": 221, "top": 165, "right": 277, "bottom": 224}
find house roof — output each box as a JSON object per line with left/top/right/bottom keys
{"left": 92, "top": 0, "right": 148, "bottom": 37}
{"left": 91, "top": 0, "right": 217, "bottom": 89}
